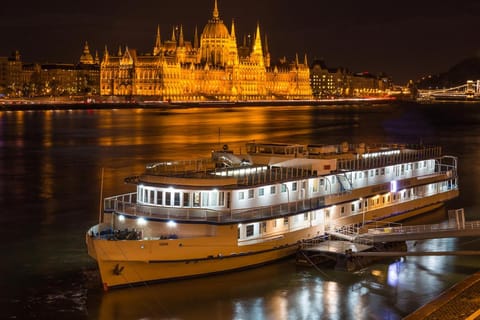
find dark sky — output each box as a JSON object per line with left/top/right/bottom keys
{"left": 1, "top": 0, "right": 479, "bottom": 84}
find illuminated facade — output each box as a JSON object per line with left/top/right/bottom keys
{"left": 100, "top": 0, "right": 312, "bottom": 101}
{"left": 310, "top": 59, "right": 391, "bottom": 98}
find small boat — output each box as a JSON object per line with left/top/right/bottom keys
{"left": 86, "top": 141, "right": 459, "bottom": 289}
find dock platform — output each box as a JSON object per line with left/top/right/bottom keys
{"left": 297, "top": 240, "right": 406, "bottom": 272}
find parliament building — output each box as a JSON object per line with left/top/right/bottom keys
{"left": 100, "top": 1, "right": 312, "bottom": 101}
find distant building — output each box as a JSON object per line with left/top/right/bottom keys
{"left": 310, "top": 59, "right": 348, "bottom": 98}
{"left": 100, "top": 0, "right": 312, "bottom": 101}
{"left": 0, "top": 43, "right": 100, "bottom": 98}
{"left": 310, "top": 59, "right": 390, "bottom": 98}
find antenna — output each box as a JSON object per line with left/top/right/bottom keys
{"left": 98, "top": 167, "right": 104, "bottom": 224}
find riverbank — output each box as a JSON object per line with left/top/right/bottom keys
{"left": 0, "top": 96, "right": 396, "bottom": 111}
{"left": 404, "top": 271, "right": 480, "bottom": 319}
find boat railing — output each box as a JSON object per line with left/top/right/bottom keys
{"left": 336, "top": 147, "right": 444, "bottom": 171}
{"left": 103, "top": 167, "right": 457, "bottom": 224}
{"left": 365, "top": 220, "right": 480, "bottom": 235}
{"left": 104, "top": 192, "right": 329, "bottom": 223}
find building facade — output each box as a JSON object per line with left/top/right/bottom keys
{"left": 0, "top": 43, "right": 100, "bottom": 98}
{"left": 310, "top": 59, "right": 391, "bottom": 98}
{"left": 100, "top": 0, "right": 312, "bottom": 101}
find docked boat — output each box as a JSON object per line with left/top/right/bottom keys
{"left": 86, "top": 141, "right": 459, "bottom": 289}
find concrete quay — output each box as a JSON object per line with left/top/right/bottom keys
{"left": 404, "top": 271, "right": 480, "bottom": 320}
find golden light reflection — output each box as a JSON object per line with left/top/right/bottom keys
{"left": 267, "top": 294, "right": 288, "bottom": 320}
{"left": 324, "top": 281, "right": 340, "bottom": 316}
{"left": 42, "top": 110, "right": 53, "bottom": 147}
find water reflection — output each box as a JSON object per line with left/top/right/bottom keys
{"left": 2, "top": 103, "right": 480, "bottom": 319}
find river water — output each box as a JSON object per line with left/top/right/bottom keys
{"left": 1, "top": 102, "right": 479, "bottom": 319}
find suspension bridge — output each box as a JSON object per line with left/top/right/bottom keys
{"left": 418, "top": 80, "right": 480, "bottom": 101}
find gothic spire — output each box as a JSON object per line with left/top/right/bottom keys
{"left": 231, "top": 19, "right": 236, "bottom": 39}
{"left": 304, "top": 53, "right": 308, "bottom": 66}
{"left": 213, "top": 0, "right": 219, "bottom": 20}
{"left": 118, "top": 45, "right": 122, "bottom": 56}
{"left": 171, "top": 26, "right": 177, "bottom": 42}
{"left": 253, "top": 23, "right": 263, "bottom": 53}
{"left": 179, "top": 25, "right": 185, "bottom": 46}
{"left": 264, "top": 33, "right": 269, "bottom": 54}
{"left": 193, "top": 26, "right": 199, "bottom": 49}
{"left": 153, "top": 25, "right": 162, "bottom": 55}
{"left": 103, "top": 45, "right": 109, "bottom": 62}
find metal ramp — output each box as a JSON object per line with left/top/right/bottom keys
{"left": 354, "top": 208, "right": 480, "bottom": 243}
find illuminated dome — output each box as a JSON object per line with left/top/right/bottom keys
{"left": 201, "top": 0, "right": 230, "bottom": 39}
{"left": 202, "top": 20, "right": 230, "bottom": 39}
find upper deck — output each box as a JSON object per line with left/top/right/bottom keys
{"left": 131, "top": 142, "right": 446, "bottom": 188}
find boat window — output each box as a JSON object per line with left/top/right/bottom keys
{"left": 239, "top": 192, "right": 245, "bottom": 200}
{"left": 312, "top": 179, "right": 318, "bottom": 192}
{"left": 193, "top": 192, "right": 201, "bottom": 207}
{"left": 156, "top": 191, "right": 163, "bottom": 205}
{"left": 183, "top": 192, "right": 190, "bottom": 207}
{"left": 210, "top": 192, "right": 217, "bottom": 206}
{"left": 165, "top": 192, "right": 171, "bottom": 206}
{"left": 174, "top": 192, "right": 180, "bottom": 206}
{"left": 246, "top": 224, "right": 254, "bottom": 237}
{"left": 261, "top": 222, "right": 266, "bottom": 233}
{"left": 351, "top": 204, "right": 355, "bottom": 212}
{"left": 284, "top": 217, "right": 289, "bottom": 225}
{"left": 341, "top": 206, "right": 345, "bottom": 216}
{"left": 219, "top": 192, "right": 225, "bottom": 206}
{"left": 248, "top": 189, "right": 254, "bottom": 199}
{"left": 381, "top": 168, "right": 385, "bottom": 175}
{"left": 150, "top": 190, "right": 155, "bottom": 204}
{"left": 320, "top": 179, "right": 324, "bottom": 186}
{"left": 304, "top": 212, "right": 308, "bottom": 221}
{"left": 237, "top": 227, "right": 240, "bottom": 239}
{"left": 270, "top": 186, "right": 276, "bottom": 194}
{"left": 144, "top": 189, "right": 148, "bottom": 203}
{"left": 259, "top": 188, "right": 265, "bottom": 196}
{"left": 202, "top": 192, "right": 209, "bottom": 207}
{"left": 292, "top": 182, "right": 297, "bottom": 191}
{"left": 281, "top": 184, "right": 287, "bottom": 193}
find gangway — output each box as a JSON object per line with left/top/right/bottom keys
{"left": 354, "top": 208, "right": 480, "bottom": 243}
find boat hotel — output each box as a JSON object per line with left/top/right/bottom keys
{"left": 86, "top": 141, "right": 459, "bottom": 289}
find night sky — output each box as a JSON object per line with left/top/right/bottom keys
{"left": 1, "top": 0, "right": 479, "bottom": 84}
